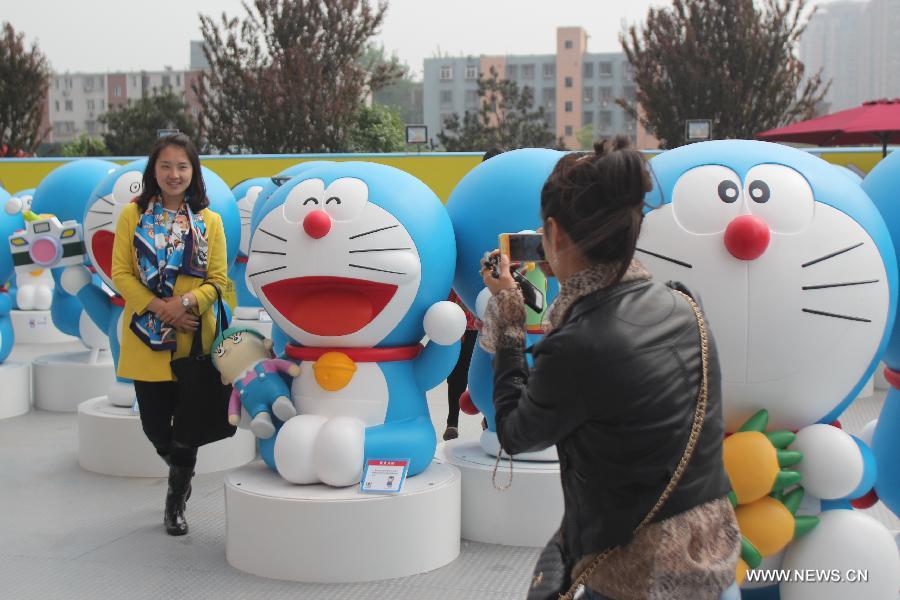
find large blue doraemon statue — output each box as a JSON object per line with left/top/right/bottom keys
{"left": 61, "top": 159, "right": 240, "bottom": 407}
{"left": 0, "top": 185, "right": 22, "bottom": 363}
{"left": 30, "top": 159, "right": 118, "bottom": 349}
{"left": 247, "top": 161, "right": 464, "bottom": 486}
{"left": 861, "top": 150, "right": 900, "bottom": 522}
{"left": 640, "top": 140, "right": 899, "bottom": 599}
{"left": 445, "top": 148, "right": 563, "bottom": 461}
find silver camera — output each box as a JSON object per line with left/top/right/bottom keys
{"left": 8, "top": 216, "right": 85, "bottom": 273}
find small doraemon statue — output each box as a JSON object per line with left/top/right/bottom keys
{"left": 5, "top": 188, "right": 55, "bottom": 311}
{"left": 211, "top": 325, "right": 299, "bottom": 438}
{"left": 445, "top": 148, "right": 563, "bottom": 461}
{"left": 0, "top": 185, "right": 23, "bottom": 363}
{"left": 62, "top": 159, "right": 240, "bottom": 407}
{"left": 247, "top": 161, "right": 465, "bottom": 486}
{"left": 230, "top": 178, "right": 269, "bottom": 319}
{"left": 639, "top": 140, "right": 899, "bottom": 599}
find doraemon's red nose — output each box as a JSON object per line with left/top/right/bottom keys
{"left": 724, "top": 214, "right": 770, "bottom": 260}
{"left": 303, "top": 210, "right": 332, "bottom": 239}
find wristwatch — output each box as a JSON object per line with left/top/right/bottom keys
{"left": 180, "top": 295, "right": 191, "bottom": 309}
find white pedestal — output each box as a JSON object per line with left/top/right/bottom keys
{"left": 0, "top": 362, "right": 29, "bottom": 419}
{"left": 77, "top": 396, "right": 257, "bottom": 477}
{"left": 10, "top": 310, "right": 78, "bottom": 344}
{"left": 225, "top": 461, "right": 461, "bottom": 582}
{"left": 32, "top": 351, "right": 116, "bottom": 412}
{"left": 436, "top": 440, "right": 564, "bottom": 547}
{"left": 230, "top": 316, "right": 273, "bottom": 339}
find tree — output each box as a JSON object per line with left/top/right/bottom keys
{"left": 0, "top": 23, "right": 51, "bottom": 155}
{"left": 346, "top": 104, "right": 405, "bottom": 152}
{"left": 575, "top": 124, "right": 594, "bottom": 150}
{"left": 198, "top": 0, "right": 401, "bottom": 154}
{"left": 61, "top": 134, "right": 110, "bottom": 157}
{"left": 366, "top": 44, "right": 423, "bottom": 124}
{"left": 621, "top": 0, "right": 828, "bottom": 148}
{"left": 100, "top": 91, "right": 197, "bottom": 156}
{"left": 437, "top": 67, "right": 559, "bottom": 151}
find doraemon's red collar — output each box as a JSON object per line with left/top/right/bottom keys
{"left": 285, "top": 343, "right": 422, "bottom": 363}
{"left": 111, "top": 295, "right": 125, "bottom": 307}
{"left": 236, "top": 256, "right": 249, "bottom": 264}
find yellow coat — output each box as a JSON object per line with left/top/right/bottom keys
{"left": 111, "top": 202, "right": 229, "bottom": 382}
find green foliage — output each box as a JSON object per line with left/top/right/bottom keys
{"left": 346, "top": 104, "right": 405, "bottom": 152}
{"left": 61, "top": 134, "right": 110, "bottom": 157}
{"left": 621, "top": 0, "right": 829, "bottom": 148}
{"left": 366, "top": 43, "right": 423, "bottom": 124}
{"left": 575, "top": 125, "right": 595, "bottom": 150}
{"left": 437, "top": 67, "right": 559, "bottom": 151}
{"left": 0, "top": 23, "right": 51, "bottom": 155}
{"left": 100, "top": 91, "right": 197, "bottom": 156}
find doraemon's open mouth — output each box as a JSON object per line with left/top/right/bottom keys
{"left": 91, "top": 230, "right": 115, "bottom": 280}
{"left": 262, "top": 276, "right": 398, "bottom": 337}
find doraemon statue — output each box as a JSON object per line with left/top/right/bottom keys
{"left": 445, "top": 148, "right": 563, "bottom": 461}
{"left": 247, "top": 161, "right": 465, "bottom": 486}
{"left": 0, "top": 185, "right": 23, "bottom": 363}
{"left": 30, "top": 159, "right": 118, "bottom": 351}
{"left": 231, "top": 178, "right": 269, "bottom": 319}
{"left": 639, "top": 140, "right": 899, "bottom": 599}
{"left": 62, "top": 159, "right": 240, "bottom": 407}
{"left": 861, "top": 149, "right": 900, "bottom": 521}
{"left": 5, "top": 188, "right": 55, "bottom": 311}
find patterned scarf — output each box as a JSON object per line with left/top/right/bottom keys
{"left": 130, "top": 197, "right": 208, "bottom": 351}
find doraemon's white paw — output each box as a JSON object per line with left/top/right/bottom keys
{"left": 4, "top": 197, "right": 23, "bottom": 216}
{"left": 315, "top": 417, "right": 366, "bottom": 487}
{"left": 274, "top": 414, "right": 328, "bottom": 484}
{"left": 423, "top": 301, "right": 466, "bottom": 345}
{"left": 272, "top": 396, "right": 297, "bottom": 422}
{"left": 108, "top": 380, "right": 136, "bottom": 408}
{"left": 61, "top": 265, "right": 92, "bottom": 295}
{"left": 475, "top": 287, "right": 492, "bottom": 321}
{"left": 790, "top": 424, "right": 864, "bottom": 500}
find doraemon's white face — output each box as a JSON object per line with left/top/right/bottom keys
{"left": 247, "top": 177, "right": 421, "bottom": 347}
{"left": 638, "top": 164, "right": 889, "bottom": 431}
{"left": 84, "top": 170, "right": 143, "bottom": 289}
{"left": 237, "top": 185, "right": 263, "bottom": 256}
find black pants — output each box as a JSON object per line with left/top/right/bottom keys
{"left": 133, "top": 380, "right": 198, "bottom": 468}
{"left": 446, "top": 330, "right": 478, "bottom": 427}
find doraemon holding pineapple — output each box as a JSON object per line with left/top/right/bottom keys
{"left": 247, "top": 161, "right": 465, "bottom": 487}
{"left": 639, "top": 140, "right": 900, "bottom": 598}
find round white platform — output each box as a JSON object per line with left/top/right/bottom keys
{"left": 225, "top": 461, "right": 461, "bottom": 583}
{"left": 32, "top": 351, "right": 116, "bottom": 412}
{"left": 77, "top": 396, "right": 257, "bottom": 477}
{"left": 0, "top": 362, "right": 30, "bottom": 419}
{"left": 10, "top": 310, "right": 78, "bottom": 344}
{"left": 230, "top": 317, "right": 273, "bottom": 339}
{"left": 435, "top": 440, "right": 564, "bottom": 547}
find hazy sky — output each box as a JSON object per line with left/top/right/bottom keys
{"left": 5, "top": 0, "right": 837, "bottom": 77}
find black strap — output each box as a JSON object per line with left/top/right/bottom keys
{"left": 188, "top": 282, "right": 229, "bottom": 359}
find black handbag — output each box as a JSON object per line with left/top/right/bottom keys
{"left": 170, "top": 283, "right": 236, "bottom": 448}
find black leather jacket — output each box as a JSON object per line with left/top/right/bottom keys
{"left": 492, "top": 279, "right": 731, "bottom": 560}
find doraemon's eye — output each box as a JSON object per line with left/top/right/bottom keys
{"left": 322, "top": 178, "right": 367, "bottom": 221}
{"left": 672, "top": 165, "right": 743, "bottom": 234}
{"left": 283, "top": 179, "right": 326, "bottom": 222}
{"left": 112, "top": 171, "right": 143, "bottom": 204}
{"left": 744, "top": 165, "right": 813, "bottom": 234}
{"left": 230, "top": 333, "right": 243, "bottom": 343}
{"left": 214, "top": 346, "right": 226, "bottom": 358}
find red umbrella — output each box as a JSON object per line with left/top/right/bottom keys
{"left": 757, "top": 99, "right": 900, "bottom": 157}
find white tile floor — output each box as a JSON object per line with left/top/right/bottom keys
{"left": 1, "top": 342, "right": 897, "bottom": 600}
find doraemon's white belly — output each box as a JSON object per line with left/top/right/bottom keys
{"left": 291, "top": 362, "right": 389, "bottom": 426}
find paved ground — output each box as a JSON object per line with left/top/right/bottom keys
{"left": 1, "top": 341, "right": 897, "bottom": 600}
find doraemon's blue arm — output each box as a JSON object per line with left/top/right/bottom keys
{"left": 49, "top": 269, "right": 84, "bottom": 338}
{"left": 872, "top": 389, "right": 900, "bottom": 516}
{"left": 413, "top": 339, "right": 462, "bottom": 392}
{"left": 0, "top": 292, "right": 13, "bottom": 363}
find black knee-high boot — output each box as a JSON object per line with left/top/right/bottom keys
{"left": 164, "top": 464, "right": 194, "bottom": 536}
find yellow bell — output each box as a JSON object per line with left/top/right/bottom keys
{"left": 312, "top": 352, "right": 357, "bottom": 392}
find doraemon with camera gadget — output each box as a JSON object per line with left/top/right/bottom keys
{"left": 247, "top": 161, "right": 464, "bottom": 486}
{"left": 639, "top": 140, "right": 899, "bottom": 598}
{"left": 5, "top": 188, "right": 56, "bottom": 311}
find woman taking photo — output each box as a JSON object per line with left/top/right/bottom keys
{"left": 111, "top": 134, "right": 229, "bottom": 536}
{"left": 480, "top": 137, "right": 740, "bottom": 600}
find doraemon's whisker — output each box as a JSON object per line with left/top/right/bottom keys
{"left": 802, "top": 243, "right": 864, "bottom": 268}
{"left": 258, "top": 228, "right": 288, "bottom": 243}
{"left": 251, "top": 250, "right": 287, "bottom": 256}
{"left": 349, "top": 263, "right": 406, "bottom": 276}
{"left": 249, "top": 265, "right": 287, "bottom": 278}
{"left": 89, "top": 221, "right": 113, "bottom": 231}
{"left": 348, "top": 247, "right": 411, "bottom": 254}
{"left": 635, "top": 247, "right": 692, "bottom": 268}
{"left": 99, "top": 197, "right": 115, "bottom": 206}
{"left": 349, "top": 225, "right": 399, "bottom": 240}
{"left": 89, "top": 210, "right": 114, "bottom": 215}
{"left": 802, "top": 279, "right": 879, "bottom": 291}
{"left": 802, "top": 308, "right": 871, "bottom": 323}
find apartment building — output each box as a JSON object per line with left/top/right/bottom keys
{"left": 424, "top": 26, "right": 655, "bottom": 150}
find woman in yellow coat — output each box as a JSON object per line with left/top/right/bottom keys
{"left": 111, "top": 133, "right": 228, "bottom": 536}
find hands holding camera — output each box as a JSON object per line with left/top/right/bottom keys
{"left": 480, "top": 251, "right": 519, "bottom": 296}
